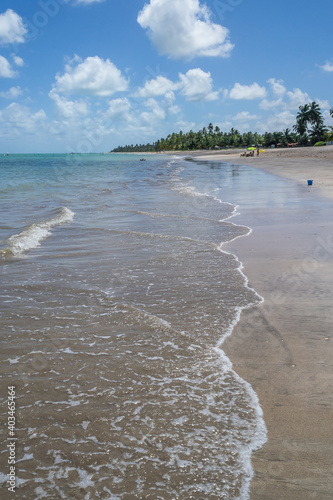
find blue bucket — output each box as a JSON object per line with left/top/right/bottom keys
{"left": 307, "top": 180, "right": 313, "bottom": 186}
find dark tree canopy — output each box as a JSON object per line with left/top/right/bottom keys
{"left": 112, "top": 102, "right": 330, "bottom": 152}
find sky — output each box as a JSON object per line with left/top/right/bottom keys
{"left": 0, "top": 0, "right": 332, "bottom": 153}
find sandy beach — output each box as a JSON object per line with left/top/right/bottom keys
{"left": 189, "top": 147, "right": 333, "bottom": 498}
{"left": 188, "top": 145, "right": 333, "bottom": 201}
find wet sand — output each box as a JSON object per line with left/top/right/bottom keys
{"left": 179, "top": 145, "right": 333, "bottom": 201}
{"left": 191, "top": 147, "right": 333, "bottom": 498}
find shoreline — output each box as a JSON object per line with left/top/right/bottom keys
{"left": 191, "top": 150, "right": 333, "bottom": 498}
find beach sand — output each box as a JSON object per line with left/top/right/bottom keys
{"left": 191, "top": 147, "right": 333, "bottom": 499}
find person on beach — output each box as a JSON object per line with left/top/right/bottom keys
{"left": 257, "top": 146, "right": 260, "bottom": 156}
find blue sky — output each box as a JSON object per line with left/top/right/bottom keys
{"left": 0, "top": 0, "right": 332, "bottom": 153}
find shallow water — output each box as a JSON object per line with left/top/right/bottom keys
{"left": 0, "top": 154, "right": 266, "bottom": 499}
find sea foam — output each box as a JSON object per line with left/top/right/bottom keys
{"left": 1, "top": 206, "right": 74, "bottom": 258}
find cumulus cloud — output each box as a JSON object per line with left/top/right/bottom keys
{"left": 320, "top": 61, "right": 333, "bottom": 72}
{"left": 104, "top": 98, "right": 132, "bottom": 120}
{"left": 259, "top": 78, "right": 328, "bottom": 114}
{"left": 259, "top": 98, "right": 284, "bottom": 110}
{"left": 0, "top": 102, "right": 46, "bottom": 134}
{"left": 137, "top": 0, "right": 234, "bottom": 59}
{"left": 286, "top": 88, "right": 311, "bottom": 109}
{"left": 136, "top": 76, "right": 179, "bottom": 97}
{"left": 323, "top": 109, "right": 333, "bottom": 124}
{"left": 175, "top": 119, "right": 196, "bottom": 132}
{"left": 53, "top": 56, "right": 129, "bottom": 97}
{"left": 140, "top": 98, "right": 166, "bottom": 123}
{"left": 315, "top": 98, "right": 331, "bottom": 110}
{"left": 136, "top": 69, "right": 218, "bottom": 102}
{"left": 164, "top": 91, "right": 181, "bottom": 114}
{"left": 0, "top": 9, "right": 27, "bottom": 45}
{"left": 267, "top": 78, "right": 286, "bottom": 97}
{"left": 49, "top": 89, "right": 89, "bottom": 119}
{"left": 0, "top": 86, "right": 22, "bottom": 99}
{"left": 233, "top": 111, "right": 260, "bottom": 121}
{"left": 229, "top": 82, "right": 267, "bottom": 100}
{"left": 258, "top": 110, "right": 296, "bottom": 132}
{"left": 179, "top": 68, "right": 218, "bottom": 102}
{"left": 12, "top": 55, "right": 24, "bottom": 67}
{"left": 0, "top": 55, "right": 17, "bottom": 78}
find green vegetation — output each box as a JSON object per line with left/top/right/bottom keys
{"left": 314, "top": 141, "right": 325, "bottom": 146}
{"left": 112, "top": 101, "right": 331, "bottom": 153}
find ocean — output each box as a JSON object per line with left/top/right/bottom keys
{"left": 0, "top": 153, "right": 267, "bottom": 499}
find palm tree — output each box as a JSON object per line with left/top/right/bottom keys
{"left": 308, "top": 102, "right": 323, "bottom": 126}
{"left": 296, "top": 103, "right": 310, "bottom": 120}
{"left": 309, "top": 122, "right": 327, "bottom": 143}
{"left": 283, "top": 128, "right": 292, "bottom": 142}
{"left": 272, "top": 131, "right": 284, "bottom": 146}
{"left": 294, "top": 104, "right": 310, "bottom": 143}
{"left": 306, "top": 102, "right": 325, "bottom": 143}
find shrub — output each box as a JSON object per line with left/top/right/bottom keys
{"left": 314, "top": 141, "right": 326, "bottom": 146}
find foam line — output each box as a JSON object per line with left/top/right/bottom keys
{"left": 1, "top": 207, "right": 74, "bottom": 258}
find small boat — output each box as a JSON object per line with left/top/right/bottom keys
{"left": 140, "top": 158, "right": 146, "bottom": 161}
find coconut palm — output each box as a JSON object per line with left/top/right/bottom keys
{"left": 293, "top": 117, "right": 307, "bottom": 139}
{"left": 308, "top": 102, "right": 323, "bottom": 126}
{"left": 294, "top": 104, "right": 310, "bottom": 141}
{"left": 309, "top": 122, "right": 327, "bottom": 142}
{"left": 296, "top": 103, "right": 310, "bottom": 124}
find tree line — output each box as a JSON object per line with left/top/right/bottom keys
{"left": 112, "top": 102, "right": 333, "bottom": 153}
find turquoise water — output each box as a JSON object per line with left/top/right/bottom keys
{"left": 0, "top": 153, "right": 266, "bottom": 499}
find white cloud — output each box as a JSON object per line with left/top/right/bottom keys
{"left": 0, "top": 55, "right": 17, "bottom": 78}
{"left": 104, "top": 98, "right": 132, "bottom": 120}
{"left": 229, "top": 82, "right": 267, "bottom": 100}
{"left": 320, "top": 61, "right": 333, "bottom": 72}
{"left": 267, "top": 78, "right": 286, "bottom": 97}
{"left": 140, "top": 98, "right": 166, "bottom": 123}
{"left": 136, "top": 76, "right": 179, "bottom": 97}
{"left": 53, "top": 56, "right": 129, "bottom": 97}
{"left": 137, "top": 0, "right": 234, "bottom": 59}
{"left": 233, "top": 111, "right": 260, "bottom": 121}
{"left": 323, "top": 109, "right": 333, "bottom": 124}
{"left": 257, "top": 110, "right": 296, "bottom": 133}
{"left": 286, "top": 88, "right": 311, "bottom": 109}
{"left": 49, "top": 89, "right": 89, "bottom": 119}
{"left": 259, "top": 98, "right": 284, "bottom": 110}
{"left": 315, "top": 98, "right": 330, "bottom": 110}
{"left": 164, "top": 91, "right": 181, "bottom": 114}
{"left": 175, "top": 120, "right": 196, "bottom": 132}
{"left": 135, "top": 69, "right": 218, "bottom": 103}
{"left": 0, "top": 102, "right": 46, "bottom": 134}
{"left": 0, "top": 86, "right": 22, "bottom": 99}
{"left": 0, "top": 9, "right": 27, "bottom": 45}
{"left": 179, "top": 68, "right": 218, "bottom": 102}
{"left": 12, "top": 55, "right": 24, "bottom": 67}
{"left": 215, "top": 120, "right": 232, "bottom": 130}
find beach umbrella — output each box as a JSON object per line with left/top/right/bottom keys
{"left": 247, "top": 147, "right": 256, "bottom": 151}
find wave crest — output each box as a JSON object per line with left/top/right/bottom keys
{"left": 1, "top": 207, "right": 74, "bottom": 258}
